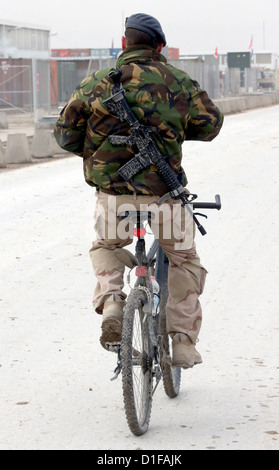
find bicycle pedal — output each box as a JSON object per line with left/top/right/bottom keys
{"left": 105, "top": 342, "right": 120, "bottom": 353}
{"left": 111, "top": 364, "right": 122, "bottom": 381}
{"left": 160, "top": 352, "right": 172, "bottom": 367}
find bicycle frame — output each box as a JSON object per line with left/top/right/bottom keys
{"left": 111, "top": 194, "right": 221, "bottom": 382}
{"left": 111, "top": 211, "right": 165, "bottom": 386}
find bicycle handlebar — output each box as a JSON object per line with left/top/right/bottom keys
{"left": 181, "top": 194, "right": 221, "bottom": 236}
{"left": 191, "top": 194, "right": 221, "bottom": 211}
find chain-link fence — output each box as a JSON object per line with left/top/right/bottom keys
{"left": 0, "top": 58, "right": 50, "bottom": 114}
{"left": 1, "top": 56, "right": 271, "bottom": 114}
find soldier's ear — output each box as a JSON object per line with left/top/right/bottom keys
{"left": 121, "top": 36, "right": 127, "bottom": 51}
{"left": 157, "top": 43, "right": 164, "bottom": 53}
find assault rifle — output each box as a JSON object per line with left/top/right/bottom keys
{"left": 103, "top": 70, "right": 221, "bottom": 235}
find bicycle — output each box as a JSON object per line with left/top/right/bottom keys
{"left": 109, "top": 194, "right": 221, "bottom": 436}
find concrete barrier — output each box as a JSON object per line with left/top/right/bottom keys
{"left": 35, "top": 115, "right": 59, "bottom": 130}
{"left": 215, "top": 91, "right": 279, "bottom": 115}
{"left": 52, "top": 131, "right": 70, "bottom": 155}
{"left": 0, "top": 112, "right": 8, "bottom": 130}
{"left": 31, "top": 129, "right": 54, "bottom": 158}
{"left": 0, "top": 140, "right": 6, "bottom": 168}
{"left": 1, "top": 92, "right": 278, "bottom": 169}
{"left": 5, "top": 133, "right": 32, "bottom": 164}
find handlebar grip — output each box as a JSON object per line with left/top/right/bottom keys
{"left": 192, "top": 194, "right": 221, "bottom": 210}
{"left": 215, "top": 194, "right": 221, "bottom": 210}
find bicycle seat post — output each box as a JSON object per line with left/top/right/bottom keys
{"left": 134, "top": 213, "right": 146, "bottom": 267}
{"left": 118, "top": 210, "right": 154, "bottom": 274}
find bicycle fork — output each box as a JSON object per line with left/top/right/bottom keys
{"left": 110, "top": 292, "right": 163, "bottom": 390}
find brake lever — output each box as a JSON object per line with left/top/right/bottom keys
{"left": 194, "top": 212, "right": 208, "bottom": 219}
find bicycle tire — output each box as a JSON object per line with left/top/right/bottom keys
{"left": 121, "top": 288, "right": 154, "bottom": 436}
{"left": 155, "top": 247, "right": 181, "bottom": 398}
{"left": 159, "top": 301, "right": 181, "bottom": 398}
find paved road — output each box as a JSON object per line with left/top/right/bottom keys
{"left": 0, "top": 106, "right": 279, "bottom": 450}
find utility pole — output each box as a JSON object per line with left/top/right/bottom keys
{"left": 122, "top": 11, "right": 125, "bottom": 35}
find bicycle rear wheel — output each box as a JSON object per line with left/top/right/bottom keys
{"left": 121, "top": 288, "right": 154, "bottom": 436}
{"left": 159, "top": 303, "right": 181, "bottom": 398}
{"left": 155, "top": 247, "right": 181, "bottom": 398}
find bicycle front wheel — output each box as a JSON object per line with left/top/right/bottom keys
{"left": 121, "top": 288, "right": 154, "bottom": 436}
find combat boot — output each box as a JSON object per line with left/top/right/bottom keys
{"left": 100, "top": 294, "right": 125, "bottom": 350}
{"left": 172, "top": 333, "right": 202, "bottom": 369}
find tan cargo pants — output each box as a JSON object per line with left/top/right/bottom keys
{"left": 89, "top": 191, "right": 207, "bottom": 344}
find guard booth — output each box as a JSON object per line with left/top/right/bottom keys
{"left": 227, "top": 52, "right": 251, "bottom": 91}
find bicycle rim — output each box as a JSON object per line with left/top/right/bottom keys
{"left": 121, "top": 289, "right": 153, "bottom": 436}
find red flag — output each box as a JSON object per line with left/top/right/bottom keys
{"left": 248, "top": 36, "right": 253, "bottom": 50}
{"left": 214, "top": 47, "right": 218, "bottom": 58}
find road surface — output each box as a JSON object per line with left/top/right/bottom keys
{"left": 0, "top": 105, "right": 279, "bottom": 450}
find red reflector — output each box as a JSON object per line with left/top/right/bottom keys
{"left": 136, "top": 266, "right": 147, "bottom": 277}
{"left": 133, "top": 228, "right": 146, "bottom": 237}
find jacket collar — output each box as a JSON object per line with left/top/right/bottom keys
{"left": 116, "top": 45, "right": 167, "bottom": 67}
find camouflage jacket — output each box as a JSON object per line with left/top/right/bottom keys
{"left": 54, "top": 45, "right": 224, "bottom": 196}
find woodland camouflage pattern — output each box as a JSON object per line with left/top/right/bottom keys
{"left": 54, "top": 45, "right": 224, "bottom": 196}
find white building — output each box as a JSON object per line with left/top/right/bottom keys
{"left": 179, "top": 50, "right": 279, "bottom": 71}
{"left": 251, "top": 51, "right": 278, "bottom": 69}
{"left": 0, "top": 19, "right": 50, "bottom": 59}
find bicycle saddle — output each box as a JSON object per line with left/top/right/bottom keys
{"left": 118, "top": 210, "right": 155, "bottom": 223}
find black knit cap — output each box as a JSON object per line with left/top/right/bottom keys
{"left": 125, "top": 13, "right": 166, "bottom": 47}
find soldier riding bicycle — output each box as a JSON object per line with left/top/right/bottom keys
{"left": 54, "top": 13, "right": 224, "bottom": 369}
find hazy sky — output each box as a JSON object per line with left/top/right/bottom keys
{"left": 1, "top": 0, "right": 278, "bottom": 54}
